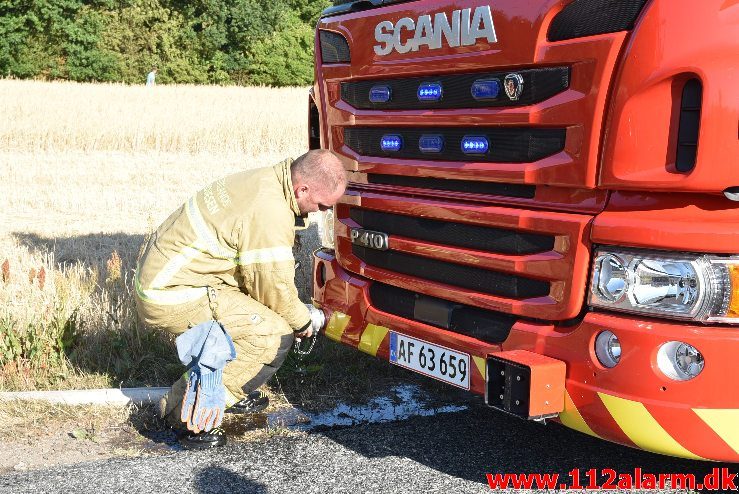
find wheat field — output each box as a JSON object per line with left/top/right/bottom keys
{"left": 0, "top": 79, "right": 311, "bottom": 390}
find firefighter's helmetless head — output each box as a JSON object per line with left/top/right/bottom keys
{"left": 291, "top": 149, "right": 347, "bottom": 215}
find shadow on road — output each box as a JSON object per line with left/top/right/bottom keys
{"left": 12, "top": 231, "right": 146, "bottom": 269}
{"left": 194, "top": 466, "right": 267, "bottom": 494}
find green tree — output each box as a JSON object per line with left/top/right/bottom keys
{"left": 65, "top": 7, "right": 121, "bottom": 81}
{"left": 288, "top": 0, "right": 331, "bottom": 25}
{"left": 99, "top": 0, "right": 208, "bottom": 84}
{"left": 0, "top": 0, "right": 334, "bottom": 86}
{"left": 247, "top": 9, "right": 315, "bottom": 87}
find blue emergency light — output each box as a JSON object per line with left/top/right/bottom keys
{"left": 369, "top": 85, "right": 392, "bottom": 103}
{"left": 417, "top": 82, "right": 443, "bottom": 102}
{"left": 380, "top": 134, "right": 403, "bottom": 152}
{"left": 461, "top": 136, "right": 489, "bottom": 154}
{"left": 418, "top": 134, "right": 444, "bottom": 153}
{"left": 471, "top": 79, "right": 501, "bottom": 100}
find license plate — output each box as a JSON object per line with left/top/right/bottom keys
{"left": 389, "top": 332, "right": 470, "bottom": 390}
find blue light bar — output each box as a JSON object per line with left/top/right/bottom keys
{"left": 418, "top": 134, "right": 444, "bottom": 153}
{"left": 461, "top": 135, "right": 489, "bottom": 154}
{"left": 369, "top": 85, "right": 392, "bottom": 103}
{"left": 471, "top": 78, "right": 501, "bottom": 100}
{"left": 380, "top": 134, "right": 403, "bottom": 152}
{"left": 417, "top": 82, "right": 443, "bottom": 102}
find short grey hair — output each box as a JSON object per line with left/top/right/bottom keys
{"left": 290, "top": 149, "right": 347, "bottom": 193}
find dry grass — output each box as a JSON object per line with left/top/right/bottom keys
{"left": 0, "top": 399, "right": 133, "bottom": 441}
{"left": 0, "top": 79, "right": 453, "bottom": 470}
{"left": 0, "top": 399, "right": 171, "bottom": 473}
{"left": 0, "top": 78, "right": 432, "bottom": 404}
{"left": 0, "top": 79, "right": 307, "bottom": 155}
{"left": 0, "top": 79, "right": 309, "bottom": 391}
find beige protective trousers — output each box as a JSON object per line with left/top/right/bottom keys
{"left": 136, "top": 284, "right": 294, "bottom": 415}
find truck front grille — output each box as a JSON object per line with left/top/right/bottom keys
{"left": 336, "top": 195, "right": 593, "bottom": 321}
{"left": 344, "top": 127, "right": 566, "bottom": 163}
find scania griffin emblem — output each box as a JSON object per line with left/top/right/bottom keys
{"left": 374, "top": 5, "right": 497, "bottom": 56}
{"left": 504, "top": 73, "right": 524, "bottom": 101}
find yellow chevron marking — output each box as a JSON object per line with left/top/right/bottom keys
{"left": 558, "top": 390, "right": 600, "bottom": 438}
{"left": 472, "top": 356, "right": 486, "bottom": 380}
{"left": 598, "top": 392, "right": 704, "bottom": 460}
{"left": 694, "top": 409, "right": 739, "bottom": 455}
{"left": 358, "top": 324, "right": 389, "bottom": 357}
{"left": 324, "top": 312, "right": 350, "bottom": 342}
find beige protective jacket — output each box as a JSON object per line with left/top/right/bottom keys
{"left": 135, "top": 159, "right": 311, "bottom": 331}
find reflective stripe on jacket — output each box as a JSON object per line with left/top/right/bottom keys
{"left": 135, "top": 159, "right": 311, "bottom": 330}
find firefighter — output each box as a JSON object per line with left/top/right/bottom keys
{"left": 134, "top": 149, "right": 347, "bottom": 449}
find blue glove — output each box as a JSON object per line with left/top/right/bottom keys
{"left": 175, "top": 320, "right": 236, "bottom": 432}
{"left": 192, "top": 367, "right": 227, "bottom": 432}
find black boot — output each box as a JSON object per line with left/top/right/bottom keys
{"left": 226, "top": 390, "right": 269, "bottom": 414}
{"left": 177, "top": 427, "right": 227, "bottom": 450}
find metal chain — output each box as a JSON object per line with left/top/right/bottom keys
{"left": 292, "top": 332, "right": 318, "bottom": 357}
{"left": 207, "top": 286, "right": 220, "bottom": 321}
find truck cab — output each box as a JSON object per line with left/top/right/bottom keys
{"left": 310, "top": 0, "right": 739, "bottom": 462}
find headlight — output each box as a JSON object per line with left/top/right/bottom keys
{"left": 317, "top": 208, "right": 335, "bottom": 250}
{"left": 589, "top": 247, "right": 739, "bottom": 324}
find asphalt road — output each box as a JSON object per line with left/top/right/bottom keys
{"left": 1, "top": 400, "right": 733, "bottom": 494}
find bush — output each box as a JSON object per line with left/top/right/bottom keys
{"left": 247, "top": 11, "right": 315, "bottom": 87}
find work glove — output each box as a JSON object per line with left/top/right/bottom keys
{"left": 191, "top": 366, "right": 226, "bottom": 432}
{"left": 176, "top": 320, "right": 236, "bottom": 433}
{"left": 304, "top": 304, "right": 326, "bottom": 335}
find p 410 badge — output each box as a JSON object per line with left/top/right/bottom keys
{"left": 350, "top": 228, "right": 389, "bottom": 250}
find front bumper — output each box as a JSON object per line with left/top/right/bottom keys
{"left": 313, "top": 249, "right": 739, "bottom": 462}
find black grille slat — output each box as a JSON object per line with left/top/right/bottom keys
{"left": 344, "top": 127, "right": 566, "bottom": 163}
{"left": 309, "top": 98, "right": 321, "bottom": 150}
{"left": 675, "top": 79, "right": 702, "bottom": 173}
{"left": 353, "top": 245, "right": 550, "bottom": 298}
{"left": 341, "top": 67, "right": 570, "bottom": 110}
{"left": 350, "top": 208, "right": 554, "bottom": 255}
{"left": 367, "top": 174, "right": 535, "bottom": 198}
{"left": 370, "top": 282, "right": 514, "bottom": 344}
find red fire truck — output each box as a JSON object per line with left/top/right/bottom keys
{"left": 308, "top": 0, "right": 739, "bottom": 462}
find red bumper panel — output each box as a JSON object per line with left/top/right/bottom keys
{"left": 314, "top": 250, "right": 739, "bottom": 462}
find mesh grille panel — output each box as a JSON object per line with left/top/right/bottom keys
{"left": 367, "top": 174, "right": 535, "bottom": 198}
{"left": 344, "top": 127, "right": 566, "bottom": 163}
{"left": 353, "top": 245, "right": 550, "bottom": 298}
{"left": 548, "top": 0, "right": 649, "bottom": 41}
{"left": 341, "top": 67, "right": 569, "bottom": 110}
{"left": 319, "top": 30, "right": 350, "bottom": 63}
{"left": 370, "top": 282, "right": 515, "bottom": 343}
{"left": 350, "top": 208, "right": 554, "bottom": 254}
